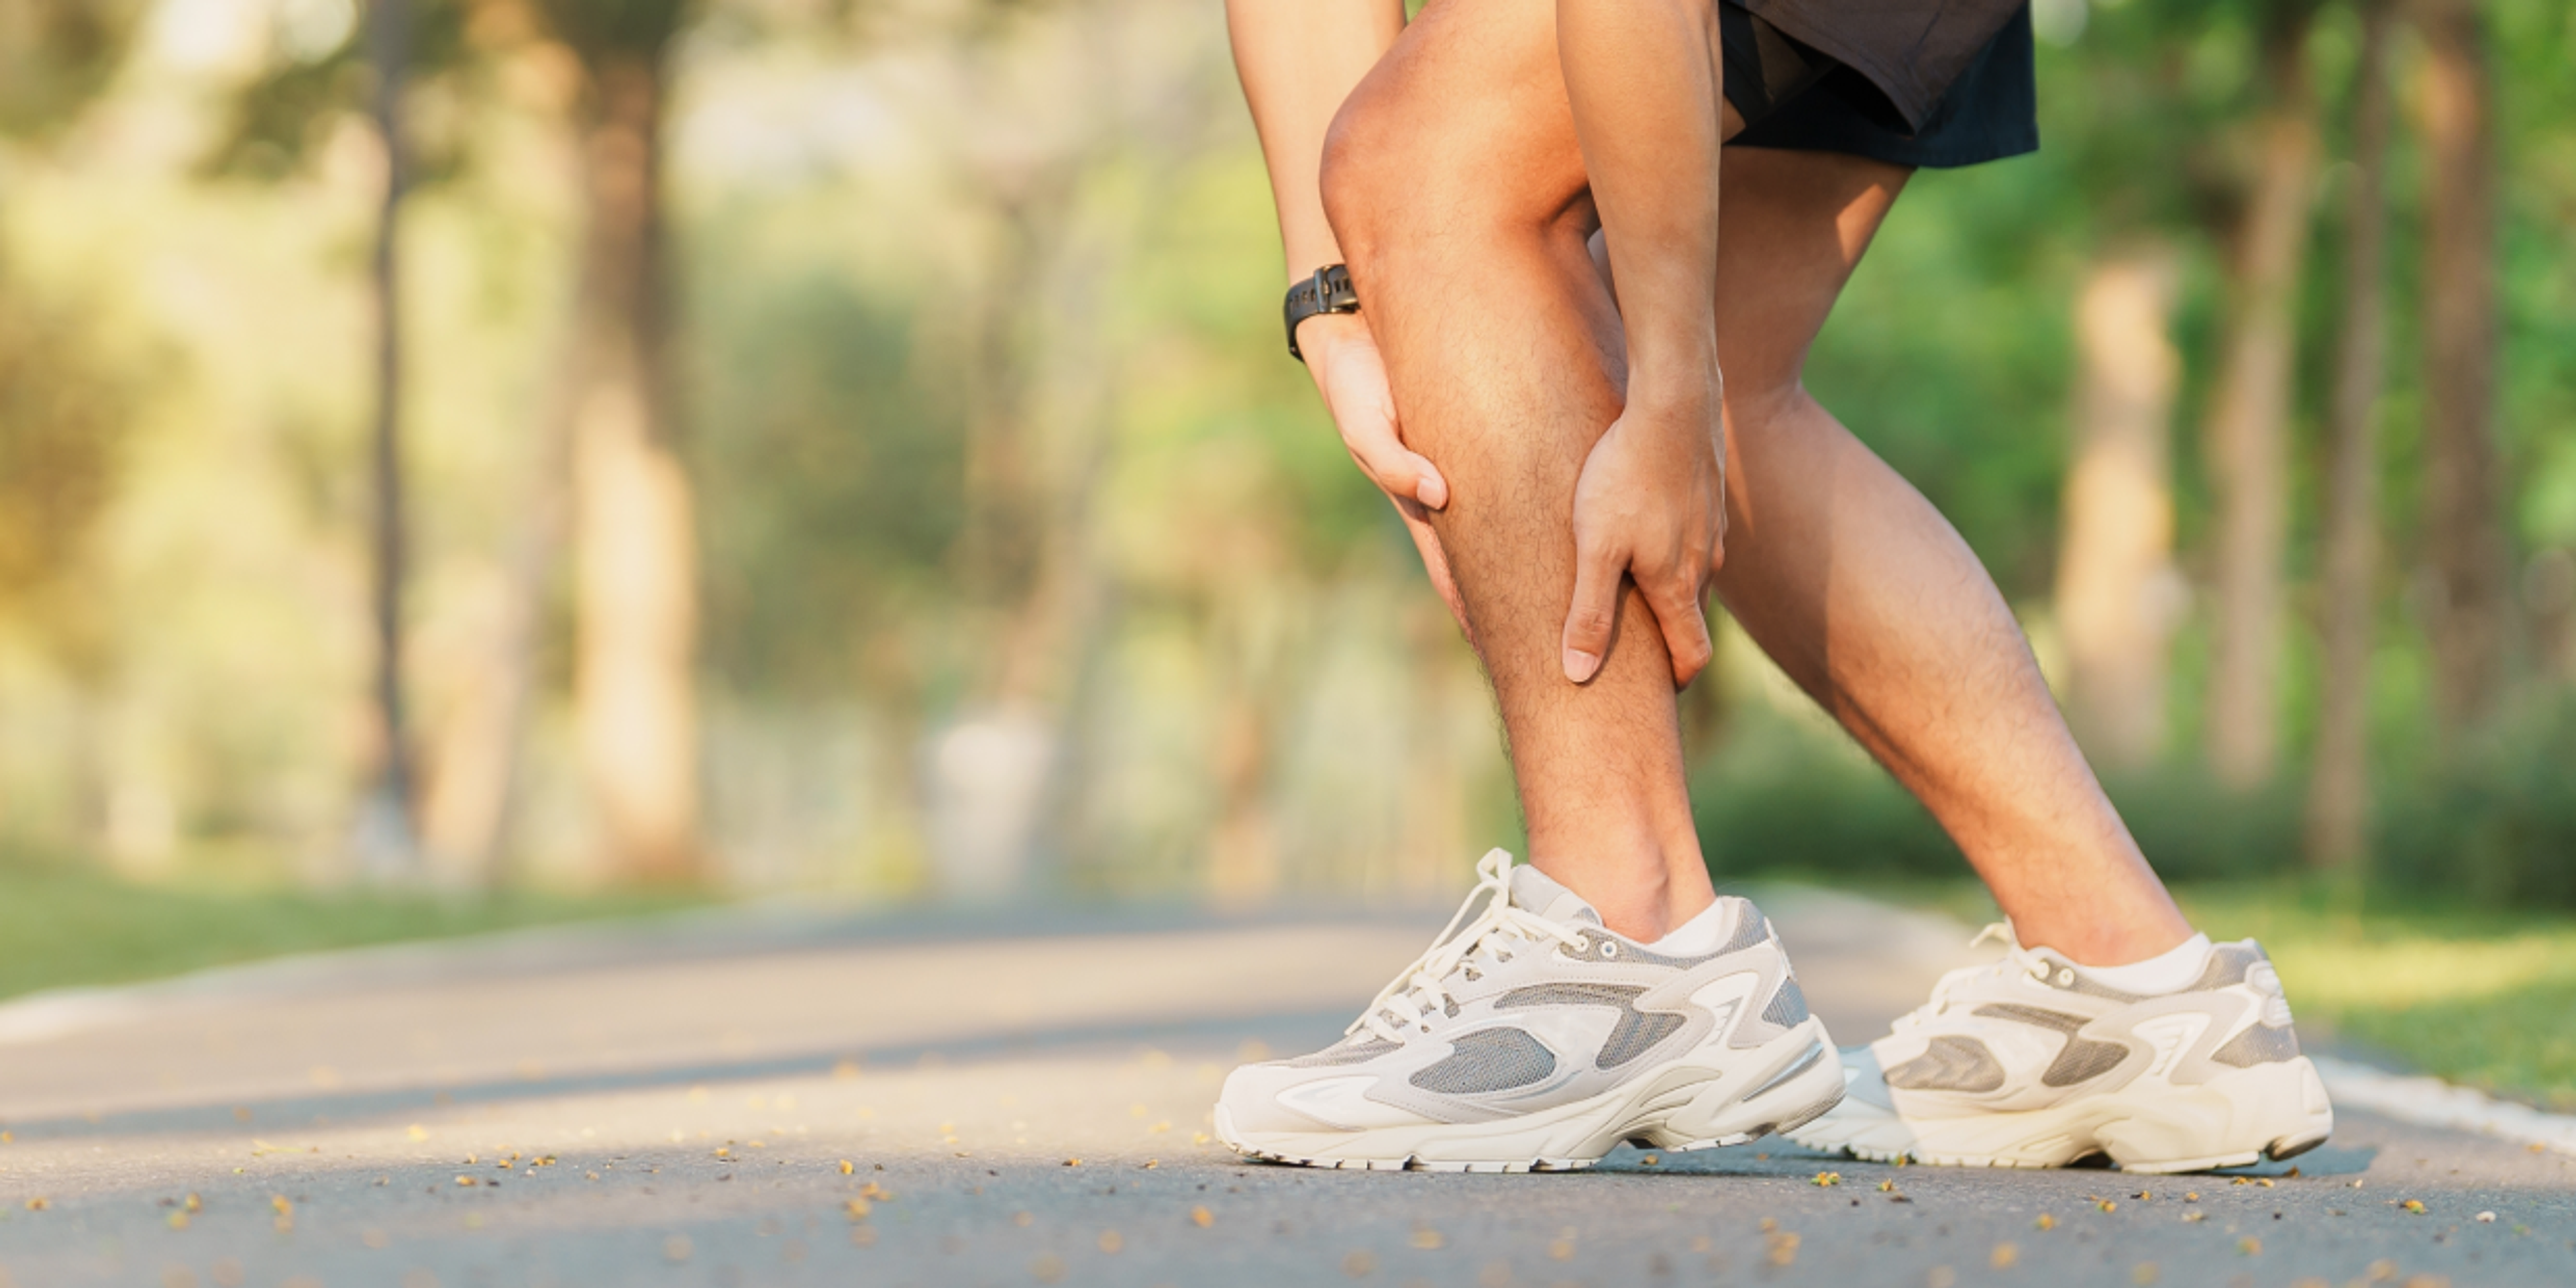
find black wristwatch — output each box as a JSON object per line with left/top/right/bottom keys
{"left": 1283, "top": 264, "right": 1360, "bottom": 362}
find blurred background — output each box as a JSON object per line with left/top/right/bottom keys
{"left": 0, "top": 0, "right": 2572, "bottom": 1094}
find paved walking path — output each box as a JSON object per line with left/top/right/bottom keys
{"left": 0, "top": 888, "right": 2569, "bottom": 1287}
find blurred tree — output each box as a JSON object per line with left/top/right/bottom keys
{"left": 0, "top": 0, "right": 140, "bottom": 140}
{"left": 2056, "top": 247, "right": 2185, "bottom": 769}
{"left": 2200, "top": 0, "right": 2322, "bottom": 789}
{"left": 2306, "top": 0, "right": 2394, "bottom": 872}
{"left": 353, "top": 0, "right": 425, "bottom": 880}
{"left": 0, "top": 0, "right": 145, "bottom": 649}
{"left": 0, "top": 297, "right": 123, "bottom": 623}
{"left": 202, "top": 0, "right": 488, "bottom": 881}
{"left": 525, "top": 0, "right": 704, "bottom": 883}
{"left": 2414, "top": 0, "right": 2510, "bottom": 736}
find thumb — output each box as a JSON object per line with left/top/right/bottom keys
{"left": 1562, "top": 536, "right": 1624, "bottom": 684}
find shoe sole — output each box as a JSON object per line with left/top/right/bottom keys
{"left": 1215, "top": 1016, "right": 1845, "bottom": 1172}
{"left": 1784, "top": 1054, "right": 2335, "bottom": 1174}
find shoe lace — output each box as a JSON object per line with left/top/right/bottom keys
{"left": 1888, "top": 922, "right": 2051, "bottom": 1034}
{"left": 1349, "top": 849, "right": 1592, "bottom": 1044}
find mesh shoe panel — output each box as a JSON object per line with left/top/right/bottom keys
{"left": 2041, "top": 1036, "right": 2131, "bottom": 1087}
{"left": 1497, "top": 982, "right": 1644, "bottom": 1010}
{"left": 1884, "top": 1035, "right": 2006, "bottom": 1093}
{"left": 1599, "top": 1012, "right": 1685, "bottom": 1069}
{"left": 2210, "top": 1022, "right": 2301, "bottom": 1067}
{"left": 1762, "top": 977, "right": 1811, "bottom": 1028}
{"left": 1722, "top": 907, "right": 1772, "bottom": 956}
{"left": 2186, "top": 943, "right": 2267, "bottom": 991}
{"left": 1410, "top": 1027, "right": 1558, "bottom": 1094}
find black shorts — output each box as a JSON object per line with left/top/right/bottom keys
{"left": 1717, "top": 2, "right": 2037, "bottom": 170}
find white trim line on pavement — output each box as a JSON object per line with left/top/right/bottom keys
{"left": 2314, "top": 1055, "right": 2576, "bottom": 1157}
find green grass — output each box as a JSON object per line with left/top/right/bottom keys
{"left": 0, "top": 856, "right": 708, "bottom": 1004}
{"left": 1839, "top": 875, "right": 2576, "bottom": 1111}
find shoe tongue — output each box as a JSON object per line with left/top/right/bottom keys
{"left": 1507, "top": 865, "right": 1603, "bottom": 927}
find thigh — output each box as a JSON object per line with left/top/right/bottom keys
{"left": 1711, "top": 146, "right": 1910, "bottom": 403}
{"left": 1323, "top": 0, "right": 1595, "bottom": 244}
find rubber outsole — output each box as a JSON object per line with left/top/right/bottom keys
{"left": 1218, "top": 1019, "right": 1846, "bottom": 1173}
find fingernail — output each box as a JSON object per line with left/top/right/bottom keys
{"left": 1418, "top": 470, "right": 1448, "bottom": 508}
{"left": 1564, "top": 647, "right": 1601, "bottom": 683}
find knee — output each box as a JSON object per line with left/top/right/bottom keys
{"left": 1320, "top": 87, "right": 1542, "bottom": 274}
{"left": 1318, "top": 95, "right": 1417, "bottom": 271}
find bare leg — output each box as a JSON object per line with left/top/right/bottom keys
{"left": 1326, "top": 0, "right": 2190, "bottom": 962}
{"left": 1324, "top": 0, "right": 1721, "bottom": 940}
{"left": 1705, "top": 148, "right": 2192, "bottom": 966}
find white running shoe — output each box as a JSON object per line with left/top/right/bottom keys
{"left": 1786, "top": 925, "right": 2334, "bottom": 1173}
{"left": 1214, "top": 850, "right": 1845, "bottom": 1172}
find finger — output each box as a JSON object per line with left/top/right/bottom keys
{"left": 1644, "top": 572, "right": 1715, "bottom": 688}
{"left": 1336, "top": 404, "right": 1449, "bottom": 508}
{"left": 1394, "top": 496, "right": 1474, "bottom": 646}
{"left": 1561, "top": 536, "right": 1624, "bottom": 684}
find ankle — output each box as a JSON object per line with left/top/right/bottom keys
{"left": 2027, "top": 920, "right": 2198, "bottom": 972}
{"left": 1534, "top": 839, "right": 1714, "bottom": 942}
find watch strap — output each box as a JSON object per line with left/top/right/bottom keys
{"left": 1283, "top": 264, "right": 1360, "bottom": 362}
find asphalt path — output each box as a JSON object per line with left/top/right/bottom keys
{"left": 0, "top": 889, "right": 2569, "bottom": 1287}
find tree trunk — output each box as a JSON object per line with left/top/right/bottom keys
{"left": 418, "top": 470, "right": 561, "bottom": 886}
{"left": 568, "top": 52, "right": 698, "bottom": 883}
{"left": 2304, "top": 0, "right": 2394, "bottom": 873}
{"left": 2201, "top": 2, "right": 2320, "bottom": 790}
{"left": 2415, "top": 0, "right": 2510, "bottom": 735}
{"left": 2057, "top": 248, "right": 2186, "bottom": 770}
{"left": 353, "top": 0, "right": 421, "bottom": 880}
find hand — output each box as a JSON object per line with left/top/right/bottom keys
{"left": 1561, "top": 384, "right": 1725, "bottom": 686}
{"left": 1299, "top": 312, "right": 1471, "bottom": 640}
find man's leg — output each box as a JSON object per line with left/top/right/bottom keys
{"left": 1324, "top": 0, "right": 1717, "bottom": 942}
{"left": 1326, "top": 0, "right": 2189, "bottom": 963}
{"left": 1704, "top": 148, "right": 2194, "bottom": 968}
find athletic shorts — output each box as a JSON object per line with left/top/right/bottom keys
{"left": 1717, "top": 1, "right": 2037, "bottom": 170}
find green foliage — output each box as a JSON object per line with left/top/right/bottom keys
{"left": 692, "top": 250, "right": 967, "bottom": 696}
{"left": 0, "top": 0, "right": 143, "bottom": 140}
{"left": 1697, "top": 692, "right": 2576, "bottom": 913}
{"left": 197, "top": 0, "right": 479, "bottom": 182}
{"left": 1688, "top": 719, "right": 2305, "bottom": 886}
{"left": 2378, "top": 692, "right": 2576, "bottom": 909}
{"left": 527, "top": 0, "right": 696, "bottom": 61}
{"left": 0, "top": 281, "right": 127, "bottom": 617}
{"left": 1691, "top": 719, "right": 1964, "bottom": 879}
